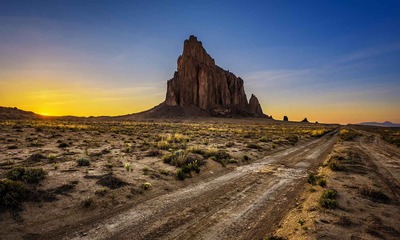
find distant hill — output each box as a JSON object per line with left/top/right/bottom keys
{"left": 0, "top": 106, "right": 43, "bottom": 120}
{"left": 358, "top": 121, "right": 400, "bottom": 128}
{"left": 0, "top": 106, "right": 87, "bottom": 121}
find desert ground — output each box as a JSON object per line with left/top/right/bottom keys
{"left": 1, "top": 119, "right": 399, "bottom": 240}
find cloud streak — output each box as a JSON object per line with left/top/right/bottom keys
{"left": 339, "top": 43, "right": 400, "bottom": 64}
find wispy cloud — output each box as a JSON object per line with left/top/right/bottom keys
{"left": 339, "top": 43, "right": 400, "bottom": 64}
{"left": 243, "top": 69, "right": 315, "bottom": 88}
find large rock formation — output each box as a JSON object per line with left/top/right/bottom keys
{"left": 162, "top": 35, "right": 265, "bottom": 117}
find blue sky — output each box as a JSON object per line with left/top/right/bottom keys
{"left": 0, "top": 0, "right": 399, "bottom": 123}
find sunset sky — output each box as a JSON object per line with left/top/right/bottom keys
{"left": 1, "top": 1, "right": 399, "bottom": 124}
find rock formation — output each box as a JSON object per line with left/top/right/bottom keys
{"left": 301, "top": 118, "right": 309, "bottom": 123}
{"left": 162, "top": 35, "right": 266, "bottom": 117}
{"left": 249, "top": 94, "right": 263, "bottom": 117}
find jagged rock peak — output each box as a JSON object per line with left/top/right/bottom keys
{"left": 162, "top": 35, "right": 266, "bottom": 118}
{"left": 249, "top": 94, "right": 264, "bottom": 117}
{"left": 178, "top": 35, "right": 215, "bottom": 68}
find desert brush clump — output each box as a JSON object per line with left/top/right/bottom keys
{"left": 156, "top": 140, "right": 172, "bottom": 150}
{"left": 47, "top": 154, "right": 57, "bottom": 162}
{"left": 307, "top": 173, "right": 327, "bottom": 187}
{"left": 146, "top": 148, "right": 162, "bottom": 157}
{"left": 76, "top": 158, "right": 91, "bottom": 166}
{"left": 156, "top": 133, "right": 189, "bottom": 150}
{"left": 58, "top": 142, "right": 69, "bottom": 148}
{"left": 95, "top": 188, "right": 108, "bottom": 196}
{"left": 286, "top": 135, "right": 299, "bottom": 145}
{"left": 258, "top": 136, "right": 270, "bottom": 142}
{"left": 327, "top": 155, "right": 346, "bottom": 171}
{"left": 381, "top": 132, "right": 400, "bottom": 147}
{"left": 162, "top": 150, "right": 185, "bottom": 166}
{"left": 163, "top": 150, "right": 204, "bottom": 180}
{"left": 0, "top": 179, "right": 30, "bottom": 212}
{"left": 141, "top": 182, "right": 152, "bottom": 190}
{"left": 319, "top": 189, "right": 339, "bottom": 209}
{"left": 124, "top": 163, "right": 132, "bottom": 172}
{"left": 181, "top": 160, "right": 201, "bottom": 174}
{"left": 96, "top": 174, "right": 127, "bottom": 189}
{"left": 6, "top": 167, "right": 46, "bottom": 184}
{"left": 142, "top": 167, "right": 150, "bottom": 175}
{"left": 200, "top": 148, "right": 232, "bottom": 165}
{"left": 82, "top": 197, "right": 93, "bottom": 208}
{"left": 310, "top": 129, "right": 330, "bottom": 137}
{"left": 318, "top": 178, "right": 327, "bottom": 187}
{"left": 339, "top": 128, "right": 361, "bottom": 141}
{"left": 26, "top": 153, "right": 46, "bottom": 162}
{"left": 1, "top": 167, "right": 48, "bottom": 213}
{"left": 176, "top": 169, "right": 186, "bottom": 180}
{"left": 246, "top": 143, "right": 262, "bottom": 149}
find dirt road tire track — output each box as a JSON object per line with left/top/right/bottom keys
{"left": 35, "top": 130, "right": 338, "bottom": 240}
{"left": 357, "top": 133, "right": 400, "bottom": 203}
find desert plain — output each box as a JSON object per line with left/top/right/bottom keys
{"left": 1, "top": 118, "right": 399, "bottom": 240}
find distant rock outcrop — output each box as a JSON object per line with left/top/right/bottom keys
{"left": 301, "top": 118, "right": 309, "bottom": 123}
{"left": 146, "top": 35, "right": 267, "bottom": 118}
{"left": 283, "top": 116, "right": 288, "bottom": 121}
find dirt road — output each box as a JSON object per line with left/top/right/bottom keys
{"left": 38, "top": 131, "right": 338, "bottom": 240}
{"left": 273, "top": 128, "right": 400, "bottom": 240}
{"left": 358, "top": 132, "right": 400, "bottom": 202}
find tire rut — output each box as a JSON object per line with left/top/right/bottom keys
{"left": 56, "top": 131, "right": 338, "bottom": 240}
{"left": 357, "top": 134, "right": 400, "bottom": 202}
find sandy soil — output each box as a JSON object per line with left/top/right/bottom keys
{"left": 3, "top": 121, "right": 398, "bottom": 240}
{"left": 0, "top": 120, "right": 338, "bottom": 239}
{"left": 43, "top": 130, "right": 337, "bottom": 239}
{"left": 274, "top": 130, "right": 400, "bottom": 240}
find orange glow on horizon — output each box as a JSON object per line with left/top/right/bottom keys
{"left": 1, "top": 75, "right": 399, "bottom": 124}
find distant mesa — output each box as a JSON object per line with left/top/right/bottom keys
{"left": 138, "top": 35, "right": 269, "bottom": 118}
{"left": 358, "top": 121, "right": 400, "bottom": 128}
{"left": 283, "top": 116, "right": 288, "bottom": 121}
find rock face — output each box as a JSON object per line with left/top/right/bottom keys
{"left": 164, "top": 35, "right": 265, "bottom": 117}
{"left": 249, "top": 94, "right": 263, "bottom": 117}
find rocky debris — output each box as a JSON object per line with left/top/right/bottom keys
{"left": 283, "top": 116, "right": 289, "bottom": 121}
{"left": 301, "top": 118, "right": 309, "bottom": 123}
{"left": 162, "top": 35, "right": 266, "bottom": 118}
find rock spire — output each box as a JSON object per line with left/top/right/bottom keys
{"left": 164, "top": 35, "right": 265, "bottom": 117}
